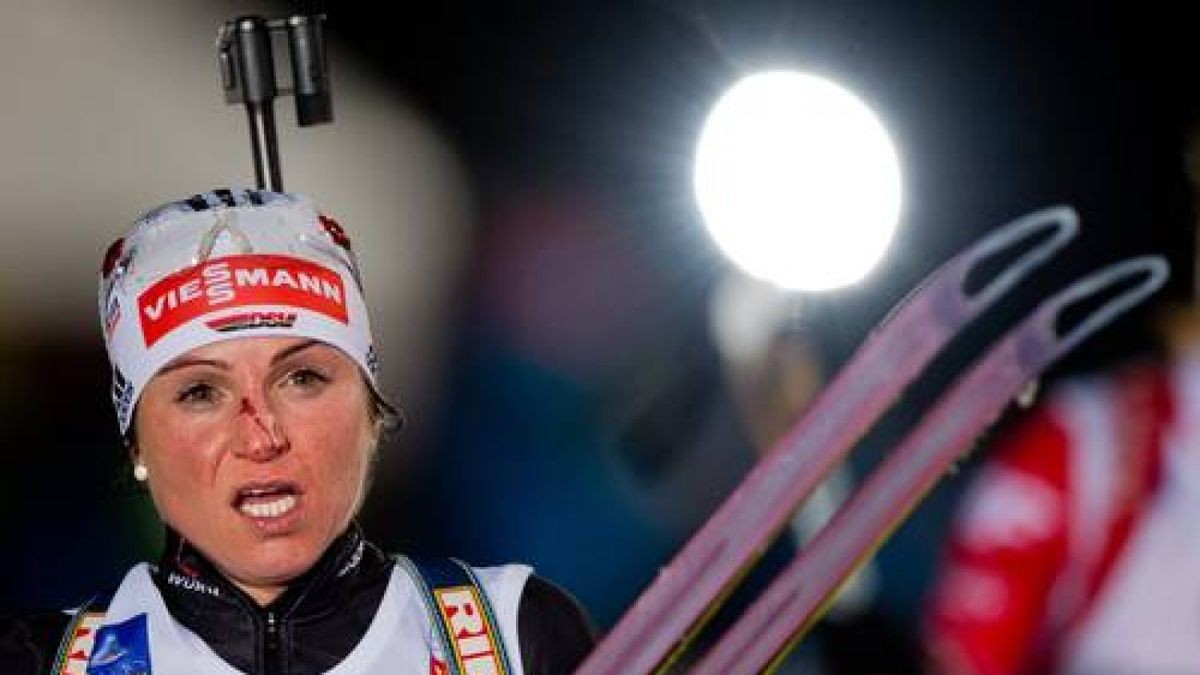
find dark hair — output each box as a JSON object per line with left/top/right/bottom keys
{"left": 366, "top": 382, "right": 404, "bottom": 437}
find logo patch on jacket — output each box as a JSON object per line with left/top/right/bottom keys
{"left": 87, "top": 613, "right": 151, "bottom": 675}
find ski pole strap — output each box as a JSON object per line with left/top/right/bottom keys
{"left": 399, "top": 555, "right": 515, "bottom": 675}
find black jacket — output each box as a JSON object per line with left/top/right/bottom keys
{"left": 0, "top": 524, "right": 595, "bottom": 674}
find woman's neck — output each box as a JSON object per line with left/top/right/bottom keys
{"left": 231, "top": 578, "right": 286, "bottom": 606}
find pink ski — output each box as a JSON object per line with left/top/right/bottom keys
{"left": 693, "top": 256, "right": 1167, "bottom": 674}
{"left": 575, "top": 207, "right": 1165, "bottom": 674}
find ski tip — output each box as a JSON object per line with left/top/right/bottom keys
{"left": 1045, "top": 255, "right": 1170, "bottom": 356}
{"left": 960, "top": 205, "right": 1080, "bottom": 309}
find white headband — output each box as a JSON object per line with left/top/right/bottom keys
{"left": 99, "top": 189, "right": 380, "bottom": 434}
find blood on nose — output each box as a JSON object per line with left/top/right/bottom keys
{"left": 240, "top": 398, "right": 275, "bottom": 442}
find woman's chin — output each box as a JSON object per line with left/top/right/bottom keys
{"left": 221, "top": 535, "right": 325, "bottom": 595}
{"left": 225, "top": 496, "right": 323, "bottom": 578}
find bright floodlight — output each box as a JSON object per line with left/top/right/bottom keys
{"left": 694, "top": 71, "right": 902, "bottom": 291}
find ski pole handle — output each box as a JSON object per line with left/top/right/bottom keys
{"left": 285, "top": 15, "right": 333, "bottom": 127}
{"left": 217, "top": 13, "right": 332, "bottom": 191}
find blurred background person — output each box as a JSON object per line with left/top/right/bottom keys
{"left": 706, "top": 270, "right": 923, "bottom": 674}
{"left": 922, "top": 127, "right": 1200, "bottom": 675}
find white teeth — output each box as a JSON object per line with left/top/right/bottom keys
{"left": 239, "top": 494, "right": 297, "bottom": 519}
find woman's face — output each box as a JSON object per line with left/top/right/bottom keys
{"left": 134, "top": 336, "right": 378, "bottom": 604}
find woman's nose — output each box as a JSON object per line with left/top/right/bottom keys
{"left": 233, "top": 397, "right": 290, "bottom": 461}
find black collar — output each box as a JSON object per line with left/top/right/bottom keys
{"left": 152, "top": 523, "right": 394, "bottom": 674}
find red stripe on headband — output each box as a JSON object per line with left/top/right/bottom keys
{"left": 138, "top": 254, "right": 348, "bottom": 347}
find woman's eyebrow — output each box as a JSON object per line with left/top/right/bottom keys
{"left": 271, "top": 339, "right": 324, "bottom": 365}
{"left": 157, "top": 357, "right": 229, "bottom": 375}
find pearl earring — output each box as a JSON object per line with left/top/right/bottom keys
{"left": 133, "top": 463, "right": 149, "bottom": 482}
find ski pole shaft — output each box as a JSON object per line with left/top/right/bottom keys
{"left": 225, "top": 17, "right": 281, "bottom": 190}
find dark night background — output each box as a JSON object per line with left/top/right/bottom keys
{"left": 2, "top": 2, "right": 1198, "bottom": 672}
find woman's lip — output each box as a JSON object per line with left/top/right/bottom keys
{"left": 238, "top": 492, "right": 298, "bottom": 516}
{"left": 229, "top": 480, "right": 304, "bottom": 507}
{"left": 235, "top": 491, "right": 305, "bottom": 534}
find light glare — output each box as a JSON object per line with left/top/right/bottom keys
{"left": 694, "top": 71, "right": 903, "bottom": 291}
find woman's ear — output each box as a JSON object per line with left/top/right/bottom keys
{"left": 125, "top": 434, "right": 150, "bottom": 485}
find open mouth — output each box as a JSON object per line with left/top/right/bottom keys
{"left": 232, "top": 481, "right": 302, "bottom": 519}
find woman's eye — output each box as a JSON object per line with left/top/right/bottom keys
{"left": 176, "top": 382, "right": 219, "bottom": 406}
{"left": 285, "top": 368, "right": 328, "bottom": 390}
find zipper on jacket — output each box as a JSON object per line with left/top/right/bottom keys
{"left": 264, "top": 611, "right": 280, "bottom": 674}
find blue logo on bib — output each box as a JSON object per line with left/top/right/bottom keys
{"left": 87, "top": 613, "right": 151, "bottom": 674}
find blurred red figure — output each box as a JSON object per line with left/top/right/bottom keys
{"left": 925, "top": 129, "right": 1200, "bottom": 675}
{"left": 924, "top": 327, "right": 1200, "bottom": 673}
